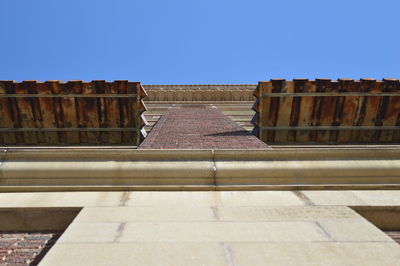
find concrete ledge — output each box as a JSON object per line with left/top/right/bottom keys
{"left": 1, "top": 148, "right": 400, "bottom": 191}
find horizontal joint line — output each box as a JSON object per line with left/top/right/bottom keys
{"left": 0, "top": 128, "right": 141, "bottom": 132}
{"left": 262, "top": 92, "right": 399, "bottom": 97}
{"left": 259, "top": 126, "right": 400, "bottom": 131}
{"left": 0, "top": 94, "right": 137, "bottom": 98}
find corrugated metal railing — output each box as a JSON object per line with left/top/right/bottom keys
{"left": 252, "top": 79, "right": 400, "bottom": 144}
{"left": 0, "top": 80, "right": 148, "bottom": 145}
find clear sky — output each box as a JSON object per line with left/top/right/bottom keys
{"left": 0, "top": 0, "right": 399, "bottom": 84}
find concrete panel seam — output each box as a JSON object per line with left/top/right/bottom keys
{"left": 315, "top": 221, "right": 336, "bottom": 242}
{"left": 113, "top": 222, "right": 126, "bottom": 242}
{"left": 292, "top": 191, "right": 315, "bottom": 206}
{"left": 212, "top": 149, "right": 217, "bottom": 187}
{"left": 119, "top": 192, "right": 130, "bottom": 207}
{"left": 211, "top": 206, "right": 220, "bottom": 220}
{"left": 221, "top": 242, "right": 236, "bottom": 266}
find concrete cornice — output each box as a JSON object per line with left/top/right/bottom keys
{"left": 1, "top": 147, "right": 400, "bottom": 191}
{"left": 3, "top": 147, "right": 400, "bottom": 160}
{"left": 143, "top": 84, "right": 257, "bottom": 89}
{"left": 143, "top": 85, "right": 256, "bottom": 102}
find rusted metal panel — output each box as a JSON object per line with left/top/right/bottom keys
{"left": 260, "top": 82, "right": 273, "bottom": 142}
{"left": 81, "top": 82, "right": 101, "bottom": 144}
{"left": 265, "top": 80, "right": 283, "bottom": 142}
{"left": 28, "top": 82, "right": 46, "bottom": 144}
{"left": 337, "top": 79, "right": 359, "bottom": 143}
{"left": 92, "top": 80, "right": 108, "bottom": 143}
{"left": 59, "top": 82, "right": 80, "bottom": 144}
{"left": 289, "top": 79, "right": 306, "bottom": 142}
{"left": 127, "top": 82, "right": 139, "bottom": 145}
{"left": 357, "top": 79, "right": 383, "bottom": 142}
{"left": 275, "top": 80, "right": 294, "bottom": 142}
{"left": 117, "top": 81, "right": 132, "bottom": 144}
{"left": 0, "top": 81, "right": 16, "bottom": 144}
{"left": 37, "top": 82, "right": 59, "bottom": 144}
{"left": 379, "top": 79, "right": 400, "bottom": 142}
{"left": 48, "top": 81, "right": 67, "bottom": 144}
{"left": 296, "top": 80, "right": 316, "bottom": 143}
{"left": 68, "top": 81, "right": 87, "bottom": 144}
{"left": 16, "top": 81, "right": 38, "bottom": 144}
{"left": 0, "top": 80, "right": 147, "bottom": 146}
{"left": 308, "top": 80, "right": 324, "bottom": 142}
{"left": 315, "top": 79, "right": 337, "bottom": 142}
{"left": 395, "top": 109, "right": 400, "bottom": 143}
{"left": 252, "top": 79, "right": 400, "bottom": 144}
{"left": 104, "top": 81, "right": 122, "bottom": 144}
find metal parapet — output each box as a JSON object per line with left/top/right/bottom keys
{"left": 251, "top": 79, "right": 400, "bottom": 144}
{"left": 0, "top": 80, "right": 148, "bottom": 146}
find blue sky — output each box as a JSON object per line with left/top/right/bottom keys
{"left": 0, "top": 0, "right": 399, "bottom": 84}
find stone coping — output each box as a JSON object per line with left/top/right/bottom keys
{"left": 0, "top": 147, "right": 400, "bottom": 191}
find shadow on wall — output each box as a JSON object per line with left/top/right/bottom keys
{"left": 204, "top": 130, "right": 254, "bottom": 137}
